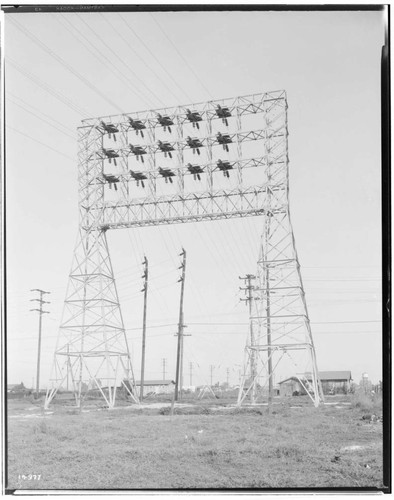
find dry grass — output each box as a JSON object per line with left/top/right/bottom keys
{"left": 6, "top": 396, "right": 384, "bottom": 491}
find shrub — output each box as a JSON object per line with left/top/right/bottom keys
{"left": 351, "top": 391, "right": 382, "bottom": 413}
{"left": 159, "top": 405, "right": 211, "bottom": 416}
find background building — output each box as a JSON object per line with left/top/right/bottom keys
{"left": 279, "top": 371, "right": 352, "bottom": 396}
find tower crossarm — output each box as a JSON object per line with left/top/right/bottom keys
{"left": 87, "top": 184, "right": 288, "bottom": 230}
{"left": 80, "top": 90, "right": 287, "bottom": 128}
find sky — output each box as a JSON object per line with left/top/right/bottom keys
{"left": 4, "top": 7, "right": 385, "bottom": 390}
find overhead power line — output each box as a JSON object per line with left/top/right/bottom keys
{"left": 6, "top": 126, "right": 75, "bottom": 162}
{"left": 7, "top": 97, "right": 75, "bottom": 140}
{"left": 8, "top": 59, "right": 89, "bottom": 116}
{"left": 7, "top": 91, "right": 76, "bottom": 135}
{"left": 56, "top": 14, "right": 156, "bottom": 109}
{"left": 101, "top": 14, "right": 183, "bottom": 103}
{"left": 7, "top": 328, "right": 382, "bottom": 343}
{"left": 304, "top": 265, "right": 380, "bottom": 269}
{"left": 150, "top": 14, "right": 214, "bottom": 99}
{"left": 305, "top": 278, "right": 380, "bottom": 282}
{"left": 187, "top": 320, "right": 382, "bottom": 326}
{"left": 9, "top": 17, "right": 122, "bottom": 112}
{"left": 119, "top": 14, "right": 193, "bottom": 103}
{"left": 184, "top": 331, "right": 381, "bottom": 336}
{"left": 98, "top": 13, "right": 168, "bottom": 106}
{"left": 75, "top": 14, "right": 162, "bottom": 108}
{"left": 313, "top": 320, "right": 382, "bottom": 324}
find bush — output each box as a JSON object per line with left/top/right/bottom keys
{"left": 159, "top": 405, "right": 211, "bottom": 416}
{"left": 351, "top": 391, "right": 382, "bottom": 413}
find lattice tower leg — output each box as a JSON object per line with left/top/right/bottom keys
{"left": 237, "top": 209, "right": 324, "bottom": 407}
{"left": 45, "top": 229, "right": 138, "bottom": 409}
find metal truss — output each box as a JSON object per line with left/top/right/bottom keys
{"left": 237, "top": 134, "right": 324, "bottom": 407}
{"left": 45, "top": 90, "right": 322, "bottom": 409}
{"left": 77, "top": 91, "right": 288, "bottom": 230}
{"left": 236, "top": 209, "right": 325, "bottom": 407}
{"left": 45, "top": 228, "right": 139, "bottom": 409}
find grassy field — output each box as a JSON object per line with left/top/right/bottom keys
{"left": 6, "top": 394, "right": 384, "bottom": 491}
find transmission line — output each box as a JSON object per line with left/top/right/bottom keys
{"left": 7, "top": 92, "right": 76, "bottom": 135}
{"left": 119, "top": 14, "right": 193, "bottom": 102}
{"left": 8, "top": 59, "right": 89, "bottom": 116}
{"left": 99, "top": 13, "right": 181, "bottom": 105}
{"left": 102, "top": 15, "right": 182, "bottom": 104}
{"left": 55, "top": 14, "right": 158, "bottom": 109}
{"left": 8, "top": 98, "right": 75, "bottom": 140}
{"left": 76, "top": 14, "right": 163, "bottom": 108}
{"left": 150, "top": 13, "right": 214, "bottom": 99}
{"left": 9, "top": 17, "right": 122, "bottom": 112}
{"left": 6, "top": 126, "right": 75, "bottom": 162}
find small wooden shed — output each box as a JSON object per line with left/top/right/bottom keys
{"left": 278, "top": 377, "right": 304, "bottom": 397}
{"left": 315, "top": 371, "right": 352, "bottom": 394}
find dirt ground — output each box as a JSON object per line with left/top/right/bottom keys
{"left": 6, "top": 394, "right": 385, "bottom": 491}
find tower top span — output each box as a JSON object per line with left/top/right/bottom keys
{"left": 80, "top": 90, "right": 287, "bottom": 126}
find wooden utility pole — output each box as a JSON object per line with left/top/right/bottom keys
{"left": 266, "top": 265, "right": 273, "bottom": 404}
{"left": 140, "top": 256, "right": 149, "bottom": 401}
{"left": 265, "top": 210, "right": 273, "bottom": 405}
{"left": 30, "top": 289, "right": 50, "bottom": 399}
{"left": 240, "top": 274, "right": 257, "bottom": 403}
{"left": 175, "top": 249, "right": 187, "bottom": 401}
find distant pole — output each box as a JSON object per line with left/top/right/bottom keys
{"left": 162, "top": 358, "right": 167, "bottom": 381}
{"left": 140, "top": 256, "right": 149, "bottom": 401}
{"left": 210, "top": 365, "right": 214, "bottom": 387}
{"left": 189, "top": 362, "right": 193, "bottom": 386}
{"left": 226, "top": 367, "right": 230, "bottom": 387}
{"left": 30, "top": 289, "right": 50, "bottom": 398}
{"left": 175, "top": 249, "right": 186, "bottom": 401}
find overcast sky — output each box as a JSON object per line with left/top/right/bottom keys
{"left": 4, "top": 8, "right": 385, "bottom": 390}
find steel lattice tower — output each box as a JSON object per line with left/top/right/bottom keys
{"left": 237, "top": 160, "right": 324, "bottom": 407}
{"left": 45, "top": 90, "right": 323, "bottom": 409}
